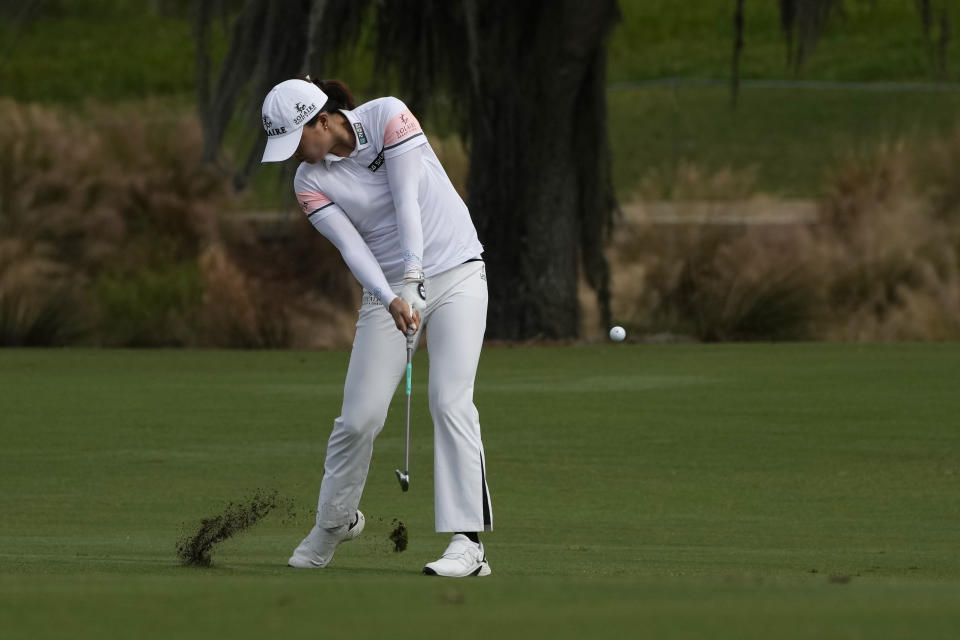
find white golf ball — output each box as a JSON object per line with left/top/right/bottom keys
{"left": 609, "top": 326, "right": 626, "bottom": 342}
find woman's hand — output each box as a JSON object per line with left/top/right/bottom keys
{"left": 388, "top": 297, "right": 422, "bottom": 334}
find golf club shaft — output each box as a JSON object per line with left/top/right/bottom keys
{"left": 404, "top": 334, "right": 413, "bottom": 474}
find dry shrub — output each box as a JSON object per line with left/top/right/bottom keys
{"left": 0, "top": 98, "right": 226, "bottom": 345}
{"left": 0, "top": 100, "right": 114, "bottom": 342}
{"left": 817, "top": 143, "right": 960, "bottom": 341}
{"left": 255, "top": 218, "right": 359, "bottom": 350}
{"left": 205, "top": 215, "right": 360, "bottom": 349}
{"left": 634, "top": 161, "right": 759, "bottom": 201}
{"left": 607, "top": 132, "right": 960, "bottom": 342}
{"left": 914, "top": 127, "right": 960, "bottom": 221}
{"left": 0, "top": 238, "right": 84, "bottom": 345}
{"left": 198, "top": 243, "right": 299, "bottom": 349}
{"left": 820, "top": 140, "right": 915, "bottom": 233}
{"left": 0, "top": 99, "right": 223, "bottom": 271}
{"left": 198, "top": 244, "right": 260, "bottom": 346}
{"left": 687, "top": 228, "right": 820, "bottom": 341}
{"left": 608, "top": 210, "right": 820, "bottom": 341}
{"left": 0, "top": 99, "right": 357, "bottom": 348}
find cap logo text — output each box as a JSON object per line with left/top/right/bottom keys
{"left": 292, "top": 101, "right": 318, "bottom": 125}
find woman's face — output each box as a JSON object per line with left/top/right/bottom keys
{"left": 293, "top": 115, "right": 336, "bottom": 164}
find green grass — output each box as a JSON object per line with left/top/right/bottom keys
{"left": 609, "top": 83, "right": 960, "bottom": 197}
{"left": 0, "top": 8, "right": 197, "bottom": 104}
{"left": 608, "top": 0, "right": 956, "bottom": 83}
{"left": 173, "top": 82, "right": 960, "bottom": 206}
{"left": 1, "top": 344, "right": 959, "bottom": 638}
{"left": 2, "top": 0, "right": 954, "bottom": 104}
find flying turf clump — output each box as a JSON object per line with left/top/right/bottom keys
{"left": 389, "top": 519, "right": 408, "bottom": 552}
{"left": 176, "top": 489, "right": 288, "bottom": 567}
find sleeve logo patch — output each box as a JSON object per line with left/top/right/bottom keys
{"left": 353, "top": 122, "right": 368, "bottom": 145}
{"left": 296, "top": 190, "right": 332, "bottom": 214}
{"left": 384, "top": 110, "right": 423, "bottom": 148}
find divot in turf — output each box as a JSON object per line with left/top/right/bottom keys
{"left": 388, "top": 519, "right": 408, "bottom": 552}
{"left": 176, "top": 489, "right": 293, "bottom": 567}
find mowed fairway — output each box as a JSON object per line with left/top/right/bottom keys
{"left": 1, "top": 344, "right": 959, "bottom": 638}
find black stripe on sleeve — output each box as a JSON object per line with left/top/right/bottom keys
{"left": 306, "top": 202, "right": 335, "bottom": 218}
{"left": 383, "top": 131, "right": 425, "bottom": 151}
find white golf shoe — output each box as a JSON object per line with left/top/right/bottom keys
{"left": 422, "top": 534, "right": 491, "bottom": 577}
{"left": 287, "top": 510, "right": 365, "bottom": 569}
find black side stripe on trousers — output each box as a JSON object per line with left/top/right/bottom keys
{"left": 481, "top": 454, "right": 491, "bottom": 528}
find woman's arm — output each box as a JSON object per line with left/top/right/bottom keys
{"left": 386, "top": 145, "right": 426, "bottom": 315}
{"left": 309, "top": 207, "right": 420, "bottom": 332}
{"left": 309, "top": 207, "right": 394, "bottom": 305}
{"left": 386, "top": 145, "right": 425, "bottom": 274}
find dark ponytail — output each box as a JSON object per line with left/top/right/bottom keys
{"left": 301, "top": 75, "right": 356, "bottom": 112}
{"left": 317, "top": 79, "right": 356, "bottom": 111}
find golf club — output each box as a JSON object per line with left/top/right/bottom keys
{"left": 395, "top": 328, "right": 415, "bottom": 491}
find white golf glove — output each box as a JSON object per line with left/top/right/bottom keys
{"left": 401, "top": 270, "right": 426, "bottom": 318}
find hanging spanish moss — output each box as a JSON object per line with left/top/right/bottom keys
{"left": 195, "top": 0, "right": 312, "bottom": 187}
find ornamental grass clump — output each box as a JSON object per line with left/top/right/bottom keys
{"left": 611, "top": 130, "right": 960, "bottom": 342}
{"left": 0, "top": 99, "right": 357, "bottom": 347}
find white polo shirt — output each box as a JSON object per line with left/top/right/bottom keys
{"left": 294, "top": 97, "right": 483, "bottom": 293}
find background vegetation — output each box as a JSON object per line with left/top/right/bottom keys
{"left": 0, "top": 99, "right": 356, "bottom": 347}
{"left": 606, "top": 131, "right": 960, "bottom": 342}
{"left": 2, "top": 0, "right": 960, "bottom": 344}
{"left": 4, "top": 0, "right": 959, "bottom": 197}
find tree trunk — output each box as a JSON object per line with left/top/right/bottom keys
{"left": 194, "top": 0, "right": 619, "bottom": 339}
{"left": 465, "top": 0, "right": 618, "bottom": 339}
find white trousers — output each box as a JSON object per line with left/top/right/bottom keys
{"left": 314, "top": 260, "right": 493, "bottom": 533}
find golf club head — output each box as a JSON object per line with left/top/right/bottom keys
{"left": 395, "top": 469, "right": 410, "bottom": 492}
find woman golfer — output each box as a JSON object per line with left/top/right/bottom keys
{"left": 261, "top": 77, "right": 492, "bottom": 577}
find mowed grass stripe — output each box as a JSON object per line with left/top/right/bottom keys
{"left": 0, "top": 344, "right": 958, "bottom": 638}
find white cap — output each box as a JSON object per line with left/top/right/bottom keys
{"left": 261, "top": 79, "right": 329, "bottom": 163}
